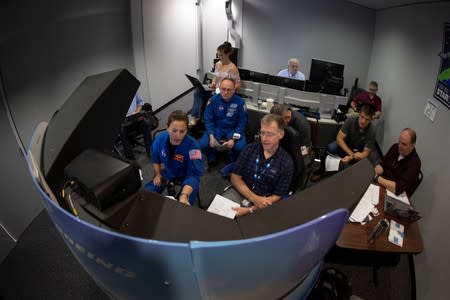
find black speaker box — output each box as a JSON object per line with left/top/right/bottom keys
{"left": 64, "top": 149, "right": 141, "bottom": 211}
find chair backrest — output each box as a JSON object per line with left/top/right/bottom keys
{"left": 409, "top": 170, "right": 423, "bottom": 199}
{"left": 280, "top": 126, "right": 305, "bottom": 193}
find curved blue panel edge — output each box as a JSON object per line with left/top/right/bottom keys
{"left": 190, "top": 210, "right": 348, "bottom": 300}
{"left": 26, "top": 124, "right": 348, "bottom": 299}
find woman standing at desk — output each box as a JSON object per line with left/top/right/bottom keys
{"left": 189, "top": 41, "right": 241, "bottom": 126}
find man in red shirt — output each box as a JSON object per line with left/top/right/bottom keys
{"left": 351, "top": 81, "right": 382, "bottom": 119}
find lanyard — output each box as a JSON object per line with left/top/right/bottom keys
{"left": 253, "top": 155, "right": 271, "bottom": 181}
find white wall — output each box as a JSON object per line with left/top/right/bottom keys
{"left": 368, "top": 2, "right": 450, "bottom": 298}
{"left": 241, "top": 0, "right": 375, "bottom": 90}
{"left": 141, "top": 0, "right": 198, "bottom": 110}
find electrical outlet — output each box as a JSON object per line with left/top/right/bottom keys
{"left": 424, "top": 100, "right": 437, "bottom": 122}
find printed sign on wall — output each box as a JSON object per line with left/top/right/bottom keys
{"left": 434, "top": 22, "right": 450, "bottom": 109}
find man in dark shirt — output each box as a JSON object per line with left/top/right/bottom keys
{"left": 231, "top": 114, "right": 294, "bottom": 217}
{"left": 374, "top": 128, "right": 421, "bottom": 198}
{"left": 270, "top": 103, "right": 312, "bottom": 155}
{"left": 351, "top": 81, "right": 382, "bottom": 119}
{"left": 329, "top": 104, "right": 376, "bottom": 166}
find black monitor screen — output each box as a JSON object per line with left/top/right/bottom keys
{"left": 309, "top": 59, "right": 344, "bottom": 95}
{"left": 267, "top": 75, "right": 305, "bottom": 91}
{"left": 250, "top": 71, "right": 269, "bottom": 83}
{"left": 239, "top": 68, "right": 252, "bottom": 81}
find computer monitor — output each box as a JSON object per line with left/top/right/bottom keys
{"left": 267, "top": 75, "right": 305, "bottom": 91}
{"left": 309, "top": 59, "right": 344, "bottom": 95}
{"left": 238, "top": 68, "right": 252, "bottom": 81}
{"left": 250, "top": 70, "right": 269, "bottom": 83}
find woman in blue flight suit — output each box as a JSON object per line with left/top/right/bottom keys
{"left": 145, "top": 110, "right": 204, "bottom": 205}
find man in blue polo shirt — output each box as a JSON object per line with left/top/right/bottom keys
{"left": 199, "top": 77, "right": 248, "bottom": 168}
{"left": 231, "top": 114, "right": 294, "bottom": 217}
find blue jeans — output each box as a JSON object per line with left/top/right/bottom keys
{"left": 191, "top": 88, "right": 213, "bottom": 119}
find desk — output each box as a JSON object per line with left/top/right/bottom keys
{"left": 336, "top": 187, "right": 423, "bottom": 299}
{"left": 337, "top": 187, "right": 423, "bottom": 253}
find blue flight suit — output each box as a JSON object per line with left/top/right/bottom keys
{"left": 199, "top": 93, "right": 248, "bottom": 163}
{"left": 145, "top": 131, "right": 204, "bottom": 205}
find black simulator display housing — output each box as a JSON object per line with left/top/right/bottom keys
{"left": 308, "top": 59, "right": 344, "bottom": 95}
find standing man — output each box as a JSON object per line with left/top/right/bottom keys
{"left": 351, "top": 81, "right": 382, "bottom": 119}
{"left": 374, "top": 128, "right": 421, "bottom": 197}
{"left": 277, "top": 58, "right": 306, "bottom": 81}
{"left": 199, "top": 78, "right": 248, "bottom": 168}
{"left": 231, "top": 114, "right": 294, "bottom": 217}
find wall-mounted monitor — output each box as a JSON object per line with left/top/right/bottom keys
{"left": 308, "top": 59, "right": 344, "bottom": 95}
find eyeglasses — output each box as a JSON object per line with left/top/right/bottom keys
{"left": 260, "top": 131, "right": 279, "bottom": 138}
{"left": 369, "top": 88, "right": 378, "bottom": 93}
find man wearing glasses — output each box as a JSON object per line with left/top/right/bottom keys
{"left": 230, "top": 114, "right": 294, "bottom": 217}
{"left": 351, "top": 81, "right": 382, "bottom": 119}
{"left": 199, "top": 78, "right": 248, "bottom": 168}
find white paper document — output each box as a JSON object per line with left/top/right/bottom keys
{"left": 207, "top": 194, "right": 240, "bottom": 219}
{"left": 349, "top": 184, "right": 380, "bottom": 223}
{"left": 325, "top": 155, "right": 341, "bottom": 172}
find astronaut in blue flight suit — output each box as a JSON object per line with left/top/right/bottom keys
{"left": 199, "top": 77, "right": 248, "bottom": 167}
{"left": 145, "top": 110, "right": 203, "bottom": 206}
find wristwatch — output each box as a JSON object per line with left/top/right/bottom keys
{"left": 374, "top": 175, "right": 380, "bottom": 183}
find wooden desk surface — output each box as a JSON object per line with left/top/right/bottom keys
{"left": 336, "top": 187, "right": 424, "bottom": 254}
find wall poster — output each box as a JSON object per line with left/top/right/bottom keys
{"left": 434, "top": 22, "right": 450, "bottom": 109}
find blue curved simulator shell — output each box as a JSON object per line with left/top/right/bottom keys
{"left": 25, "top": 69, "right": 374, "bottom": 299}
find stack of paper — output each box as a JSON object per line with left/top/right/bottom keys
{"left": 349, "top": 184, "right": 380, "bottom": 223}
{"left": 207, "top": 194, "right": 240, "bottom": 219}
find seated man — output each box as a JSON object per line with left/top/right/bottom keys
{"left": 327, "top": 104, "right": 376, "bottom": 168}
{"left": 277, "top": 58, "right": 306, "bottom": 80}
{"left": 120, "top": 92, "right": 154, "bottom": 160}
{"left": 231, "top": 114, "right": 294, "bottom": 217}
{"left": 374, "top": 128, "right": 421, "bottom": 198}
{"left": 351, "top": 81, "right": 382, "bottom": 119}
{"left": 270, "top": 103, "right": 312, "bottom": 156}
{"left": 145, "top": 110, "right": 204, "bottom": 206}
{"left": 199, "top": 78, "right": 248, "bottom": 167}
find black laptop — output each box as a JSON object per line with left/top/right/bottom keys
{"left": 185, "top": 73, "right": 212, "bottom": 92}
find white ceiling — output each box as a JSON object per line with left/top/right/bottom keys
{"left": 347, "top": 0, "right": 443, "bottom": 10}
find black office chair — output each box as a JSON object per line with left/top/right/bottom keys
{"left": 115, "top": 103, "right": 159, "bottom": 159}
{"left": 280, "top": 126, "right": 305, "bottom": 194}
{"left": 409, "top": 170, "right": 423, "bottom": 200}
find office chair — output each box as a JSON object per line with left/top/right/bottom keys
{"left": 409, "top": 170, "right": 423, "bottom": 200}
{"left": 280, "top": 126, "right": 305, "bottom": 194}
{"left": 115, "top": 103, "right": 158, "bottom": 158}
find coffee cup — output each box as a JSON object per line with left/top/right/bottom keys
{"left": 266, "top": 98, "right": 274, "bottom": 111}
